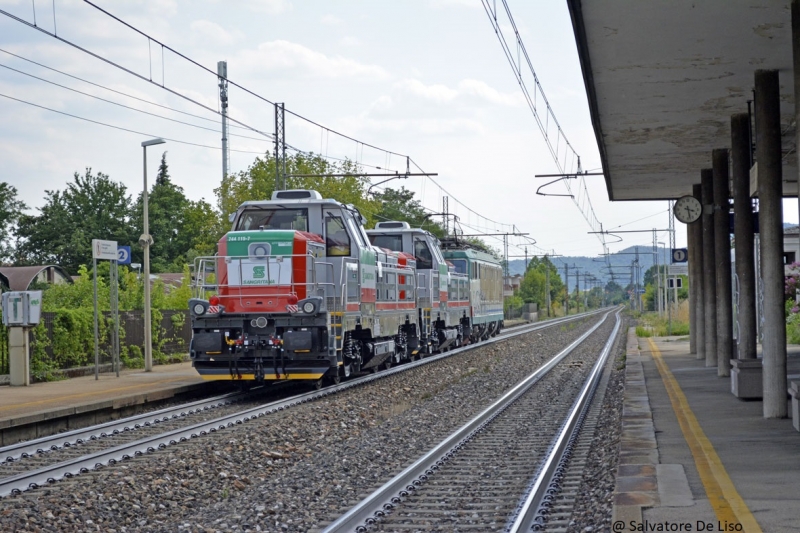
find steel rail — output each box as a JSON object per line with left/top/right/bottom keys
{"left": 321, "top": 308, "right": 616, "bottom": 532}
{"left": 0, "top": 308, "right": 607, "bottom": 499}
{"left": 507, "top": 309, "right": 622, "bottom": 531}
{"left": 0, "top": 389, "right": 254, "bottom": 463}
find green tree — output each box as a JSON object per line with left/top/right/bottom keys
{"left": 0, "top": 182, "right": 27, "bottom": 263}
{"left": 16, "top": 169, "right": 133, "bottom": 274}
{"left": 131, "top": 153, "right": 222, "bottom": 272}
{"left": 370, "top": 186, "right": 445, "bottom": 236}
{"left": 183, "top": 198, "right": 224, "bottom": 260}
{"left": 586, "top": 286, "right": 604, "bottom": 308}
{"left": 216, "top": 152, "right": 379, "bottom": 226}
{"left": 517, "top": 256, "right": 564, "bottom": 315}
{"left": 604, "top": 280, "right": 626, "bottom": 305}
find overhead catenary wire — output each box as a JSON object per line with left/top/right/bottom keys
{"left": 0, "top": 61, "right": 274, "bottom": 142}
{"left": 4, "top": 2, "right": 602, "bottom": 281}
{"left": 0, "top": 91, "right": 267, "bottom": 154}
{"left": 0, "top": 47, "right": 260, "bottom": 133}
{"left": 479, "top": 0, "right": 608, "bottom": 251}
{"left": 76, "top": 0, "right": 411, "bottom": 168}
{"left": 0, "top": 8, "right": 281, "bottom": 147}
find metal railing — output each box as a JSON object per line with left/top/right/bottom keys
{"left": 193, "top": 254, "right": 327, "bottom": 302}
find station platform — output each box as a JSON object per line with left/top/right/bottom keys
{"left": 0, "top": 362, "right": 211, "bottom": 446}
{"left": 613, "top": 329, "right": 800, "bottom": 533}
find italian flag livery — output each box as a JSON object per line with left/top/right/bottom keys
{"left": 188, "top": 190, "right": 503, "bottom": 385}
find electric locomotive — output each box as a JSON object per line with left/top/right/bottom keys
{"left": 188, "top": 190, "right": 420, "bottom": 384}
{"left": 367, "top": 222, "right": 504, "bottom": 346}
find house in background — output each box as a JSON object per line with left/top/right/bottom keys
{"left": 503, "top": 274, "right": 523, "bottom": 298}
{"left": 0, "top": 265, "right": 73, "bottom": 291}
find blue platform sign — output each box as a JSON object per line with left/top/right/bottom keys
{"left": 672, "top": 248, "right": 688, "bottom": 263}
{"left": 117, "top": 246, "right": 131, "bottom": 264}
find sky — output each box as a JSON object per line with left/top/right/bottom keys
{"left": 2, "top": 0, "right": 785, "bottom": 265}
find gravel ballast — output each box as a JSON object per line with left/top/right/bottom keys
{"left": 0, "top": 313, "right": 618, "bottom": 533}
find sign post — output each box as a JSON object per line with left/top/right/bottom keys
{"left": 92, "top": 239, "right": 118, "bottom": 380}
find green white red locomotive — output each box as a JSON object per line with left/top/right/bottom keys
{"left": 188, "top": 189, "right": 504, "bottom": 384}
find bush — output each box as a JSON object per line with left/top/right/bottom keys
{"left": 638, "top": 301, "right": 691, "bottom": 337}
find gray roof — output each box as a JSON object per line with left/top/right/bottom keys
{"left": 0, "top": 265, "right": 73, "bottom": 291}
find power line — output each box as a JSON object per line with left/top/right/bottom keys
{"left": 409, "top": 158, "right": 516, "bottom": 232}
{"left": 479, "top": 0, "right": 608, "bottom": 250}
{"left": 77, "top": 0, "right": 411, "bottom": 167}
{"left": 0, "top": 7, "right": 278, "bottom": 146}
{"left": 0, "top": 91, "right": 267, "bottom": 155}
{"left": 4, "top": 1, "right": 568, "bottom": 269}
{"left": 0, "top": 61, "right": 273, "bottom": 143}
{"left": 0, "top": 47, "right": 259, "bottom": 133}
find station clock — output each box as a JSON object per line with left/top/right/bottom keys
{"left": 673, "top": 195, "right": 702, "bottom": 224}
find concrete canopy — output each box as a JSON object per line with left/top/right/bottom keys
{"left": 568, "top": 0, "right": 797, "bottom": 201}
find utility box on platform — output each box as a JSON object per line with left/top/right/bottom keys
{"left": 1, "top": 291, "right": 43, "bottom": 327}
{"left": 2, "top": 291, "right": 42, "bottom": 386}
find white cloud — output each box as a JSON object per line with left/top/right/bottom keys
{"left": 339, "top": 36, "right": 361, "bottom": 47}
{"left": 428, "top": 0, "right": 479, "bottom": 9}
{"left": 321, "top": 14, "right": 343, "bottom": 25}
{"left": 237, "top": 40, "right": 389, "bottom": 80}
{"left": 241, "top": 0, "right": 291, "bottom": 14}
{"left": 395, "top": 79, "right": 458, "bottom": 103}
{"left": 395, "top": 78, "right": 523, "bottom": 107}
{"left": 457, "top": 79, "right": 524, "bottom": 107}
{"left": 190, "top": 20, "right": 242, "bottom": 46}
{"left": 354, "top": 116, "right": 485, "bottom": 137}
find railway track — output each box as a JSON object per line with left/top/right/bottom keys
{"left": 319, "top": 308, "right": 621, "bottom": 532}
{"left": 0, "top": 310, "right": 606, "bottom": 500}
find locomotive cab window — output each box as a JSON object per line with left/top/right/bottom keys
{"left": 451, "top": 259, "right": 467, "bottom": 275}
{"left": 326, "top": 216, "right": 351, "bottom": 256}
{"left": 414, "top": 239, "right": 433, "bottom": 270}
{"left": 370, "top": 234, "right": 402, "bottom": 252}
{"left": 237, "top": 208, "right": 308, "bottom": 232}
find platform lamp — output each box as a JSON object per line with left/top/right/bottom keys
{"left": 141, "top": 137, "right": 166, "bottom": 372}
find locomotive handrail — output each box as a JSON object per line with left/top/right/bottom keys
{"left": 191, "top": 253, "right": 328, "bottom": 300}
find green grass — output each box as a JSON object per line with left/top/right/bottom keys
{"left": 637, "top": 311, "right": 690, "bottom": 337}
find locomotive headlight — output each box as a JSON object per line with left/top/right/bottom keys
{"left": 302, "top": 301, "right": 316, "bottom": 314}
{"left": 189, "top": 298, "right": 209, "bottom": 316}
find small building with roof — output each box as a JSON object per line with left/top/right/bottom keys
{"left": 0, "top": 266, "right": 73, "bottom": 291}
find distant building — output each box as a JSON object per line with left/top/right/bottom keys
{"left": 153, "top": 273, "right": 185, "bottom": 292}
{"left": 503, "top": 274, "right": 523, "bottom": 297}
{"left": 0, "top": 265, "right": 73, "bottom": 291}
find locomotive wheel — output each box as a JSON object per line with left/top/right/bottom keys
{"left": 328, "top": 371, "right": 342, "bottom": 385}
{"left": 313, "top": 378, "right": 324, "bottom": 390}
{"left": 383, "top": 359, "right": 392, "bottom": 370}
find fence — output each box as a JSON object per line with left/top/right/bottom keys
{"left": 504, "top": 302, "right": 539, "bottom": 321}
{"left": 30, "top": 310, "right": 191, "bottom": 374}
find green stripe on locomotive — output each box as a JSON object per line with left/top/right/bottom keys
{"left": 225, "top": 230, "right": 296, "bottom": 256}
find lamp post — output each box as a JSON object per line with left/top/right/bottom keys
{"left": 141, "top": 138, "right": 165, "bottom": 371}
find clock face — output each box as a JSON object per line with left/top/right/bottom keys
{"left": 674, "top": 195, "right": 702, "bottom": 224}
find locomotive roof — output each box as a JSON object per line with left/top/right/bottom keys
{"left": 237, "top": 197, "right": 345, "bottom": 208}
{"left": 442, "top": 246, "right": 501, "bottom": 265}
{"left": 366, "top": 222, "right": 436, "bottom": 239}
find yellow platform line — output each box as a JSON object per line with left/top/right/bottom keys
{"left": 648, "top": 338, "right": 761, "bottom": 532}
